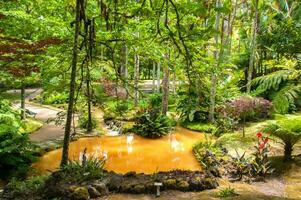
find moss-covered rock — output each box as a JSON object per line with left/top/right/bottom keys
{"left": 72, "top": 186, "right": 89, "bottom": 200}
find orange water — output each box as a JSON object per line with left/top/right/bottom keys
{"left": 33, "top": 127, "right": 205, "bottom": 174}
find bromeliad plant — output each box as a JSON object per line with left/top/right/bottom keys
{"left": 251, "top": 132, "right": 274, "bottom": 177}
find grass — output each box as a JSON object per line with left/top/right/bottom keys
{"left": 216, "top": 112, "right": 301, "bottom": 157}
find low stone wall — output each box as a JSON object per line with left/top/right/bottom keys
{"left": 43, "top": 170, "right": 218, "bottom": 200}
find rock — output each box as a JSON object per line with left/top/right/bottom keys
{"left": 164, "top": 179, "right": 177, "bottom": 189}
{"left": 124, "top": 171, "right": 136, "bottom": 177}
{"left": 88, "top": 186, "right": 102, "bottom": 198}
{"left": 93, "top": 182, "right": 109, "bottom": 195}
{"left": 72, "top": 186, "right": 90, "bottom": 200}
{"left": 177, "top": 180, "right": 189, "bottom": 191}
{"left": 132, "top": 184, "right": 145, "bottom": 193}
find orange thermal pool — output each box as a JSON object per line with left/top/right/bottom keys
{"left": 33, "top": 127, "right": 205, "bottom": 174}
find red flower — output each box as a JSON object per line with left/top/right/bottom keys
{"left": 256, "top": 132, "right": 263, "bottom": 138}
{"left": 263, "top": 136, "right": 269, "bottom": 144}
{"left": 259, "top": 143, "right": 265, "bottom": 149}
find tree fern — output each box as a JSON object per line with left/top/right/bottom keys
{"left": 271, "top": 84, "right": 301, "bottom": 114}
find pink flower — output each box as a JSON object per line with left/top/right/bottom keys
{"left": 256, "top": 132, "right": 263, "bottom": 138}
{"left": 263, "top": 136, "right": 269, "bottom": 144}
{"left": 259, "top": 143, "right": 265, "bottom": 149}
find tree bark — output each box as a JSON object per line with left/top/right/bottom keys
{"left": 162, "top": 54, "right": 170, "bottom": 115}
{"left": 134, "top": 54, "right": 140, "bottom": 106}
{"left": 152, "top": 61, "right": 156, "bottom": 92}
{"left": 20, "top": 87, "right": 25, "bottom": 120}
{"left": 246, "top": 0, "right": 259, "bottom": 93}
{"left": 209, "top": 0, "right": 221, "bottom": 123}
{"left": 86, "top": 69, "right": 92, "bottom": 132}
{"left": 284, "top": 143, "right": 293, "bottom": 161}
{"left": 157, "top": 62, "right": 161, "bottom": 92}
{"left": 60, "top": 0, "right": 81, "bottom": 167}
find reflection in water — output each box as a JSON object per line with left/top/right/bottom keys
{"left": 33, "top": 127, "right": 206, "bottom": 174}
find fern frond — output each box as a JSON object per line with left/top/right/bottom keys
{"left": 251, "top": 70, "right": 292, "bottom": 94}
{"left": 271, "top": 84, "right": 301, "bottom": 114}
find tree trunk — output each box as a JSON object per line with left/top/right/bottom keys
{"left": 157, "top": 62, "right": 161, "bottom": 92}
{"left": 246, "top": 0, "right": 259, "bottom": 93}
{"left": 20, "top": 87, "right": 25, "bottom": 120}
{"left": 284, "top": 143, "right": 293, "bottom": 161}
{"left": 161, "top": 63, "right": 169, "bottom": 115}
{"left": 60, "top": 0, "right": 81, "bottom": 167}
{"left": 209, "top": 0, "right": 221, "bottom": 123}
{"left": 86, "top": 70, "right": 92, "bottom": 132}
{"left": 152, "top": 61, "right": 156, "bottom": 92}
{"left": 173, "top": 68, "right": 176, "bottom": 94}
{"left": 134, "top": 54, "right": 140, "bottom": 106}
{"left": 121, "top": 44, "right": 128, "bottom": 98}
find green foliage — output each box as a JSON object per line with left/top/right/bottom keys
{"left": 252, "top": 59, "right": 301, "bottom": 114}
{"left": 177, "top": 89, "right": 208, "bottom": 123}
{"left": 61, "top": 158, "right": 106, "bottom": 183}
{"left": 43, "top": 92, "right": 69, "bottom": 105}
{"left": 78, "top": 114, "right": 97, "bottom": 130}
{"left": 0, "top": 100, "right": 37, "bottom": 179}
{"left": 262, "top": 117, "right": 301, "bottom": 160}
{"left": 251, "top": 135, "right": 274, "bottom": 177}
{"left": 6, "top": 175, "right": 48, "bottom": 198}
{"left": 131, "top": 111, "right": 171, "bottom": 138}
{"left": 186, "top": 122, "right": 217, "bottom": 134}
{"left": 217, "top": 186, "right": 238, "bottom": 198}
{"left": 231, "top": 151, "right": 251, "bottom": 180}
{"left": 193, "top": 140, "right": 222, "bottom": 175}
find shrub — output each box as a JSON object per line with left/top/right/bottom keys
{"left": 0, "top": 100, "right": 38, "bottom": 179}
{"left": 262, "top": 117, "right": 301, "bottom": 161}
{"left": 177, "top": 90, "right": 209, "bottom": 123}
{"left": 43, "top": 92, "right": 69, "bottom": 104}
{"left": 219, "top": 96, "right": 272, "bottom": 122}
{"left": 131, "top": 111, "right": 171, "bottom": 138}
{"left": 78, "top": 114, "right": 97, "bottom": 130}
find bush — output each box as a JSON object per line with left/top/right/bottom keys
{"left": 177, "top": 89, "right": 209, "bottom": 123}
{"left": 43, "top": 92, "right": 69, "bottom": 104}
{"left": 78, "top": 114, "right": 97, "bottom": 130}
{"left": 131, "top": 111, "right": 171, "bottom": 138}
{"left": 0, "top": 100, "right": 37, "bottom": 179}
{"left": 262, "top": 117, "right": 301, "bottom": 161}
{"left": 219, "top": 96, "right": 272, "bottom": 123}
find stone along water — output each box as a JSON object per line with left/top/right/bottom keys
{"left": 33, "top": 127, "right": 205, "bottom": 174}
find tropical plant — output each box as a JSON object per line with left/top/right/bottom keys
{"left": 251, "top": 132, "right": 274, "bottom": 177}
{"left": 193, "top": 140, "right": 222, "bottom": 177}
{"left": 61, "top": 157, "right": 106, "bottom": 183}
{"left": 131, "top": 111, "right": 171, "bottom": 138}
{"left": 262, "top": 117, "right": 301, "bottom": 161}
{"left": 252, "top": 58, "right": 301, "bottom": 114}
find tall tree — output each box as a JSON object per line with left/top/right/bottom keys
{"left": 246, "top": 0, "right": 259, "bottom": 93}
{"left": 60, "top": 0, "right": 82, "bottom": 167}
